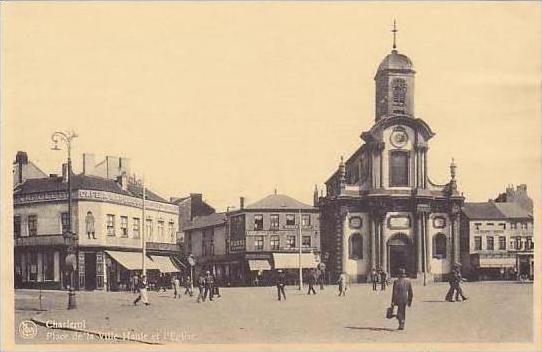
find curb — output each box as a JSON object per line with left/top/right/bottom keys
{"left": 31, "top": 314, "right": 163, "bottom": 345}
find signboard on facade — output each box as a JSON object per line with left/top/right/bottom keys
{"left": 230, "top": 239, "right": 246, "bottom": 252}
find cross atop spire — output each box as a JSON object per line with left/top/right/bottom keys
{"left": 391, "top": 19, "right": 398, "bottom": 50}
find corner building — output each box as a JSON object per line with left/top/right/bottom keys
{"left": 319, "top": 43, "right": 464, "bottom": 283}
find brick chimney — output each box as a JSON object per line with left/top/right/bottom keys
{"left": 240, "top": 197, "right": 245, "bottom": 210}
{"left": 116, "top": 171, "right": 128, "bottom": 191}
{"left": 82, "top": 153, "right": 95, "bottom": 175}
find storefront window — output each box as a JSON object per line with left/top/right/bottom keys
{"left": 42, "top": 252, "right": 54, "bottom": 281}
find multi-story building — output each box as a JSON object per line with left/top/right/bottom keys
{"left": 227, "top": 193, "right": 321, "bottom": 285}
{"left": 13, "top": 152, "right": 181, "bottom": 290}
{"left": 461, "top": 190, "right": 534, "bottom": 280}
{"left": 319, "top": 36, "right": 463, "bottom": 283}
{"left": 171, "top": 193, "right": 215, "bottom": 254}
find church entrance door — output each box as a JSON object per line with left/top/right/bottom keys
{"left": 387, "top": 234, "right": 414, "bottom": 277}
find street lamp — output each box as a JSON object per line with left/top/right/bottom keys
{"left": 51, "top": 131, "right": 78, "bottom": 309}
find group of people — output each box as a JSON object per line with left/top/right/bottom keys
{"left": 445, "top": 263, "right": 468, "bottom": 302}
{"left": 196, "top": 271, "right": 221, "bottom": 303}
{"left": 370, "top": 267, "right": 389, "bottom": 291}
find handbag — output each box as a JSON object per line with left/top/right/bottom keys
{"left": 386, "top": 305, "right": 396, "bottom": 319}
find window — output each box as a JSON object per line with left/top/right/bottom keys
{"left": 521, "top": 222, "right": 528, "bottom": 230}
{"left": 526, "top": 237, "right": 533, "bottom": 250}
{"left": 168, "top": 221, "right": 175, "bottom": 242}
{"left": 516, "top": 237, "right": 522, "bottom": 250}
{"left": 487, "top": 236, "right": 494, "bottom": 251}
{"left": 499, "top": 223, "right": 506, "bottom": 230}
{"left": 60, "top": 212, "right": 70, "bottom": 235}
{"left": 474, "top": 236, "right": 482, "bottom": 250}
{"left": 511, "top": 223, "right": 517, "bottom": 229}
{"left": 389, "top": 151, "right": 409, "bottom": 187}
{"left": 510, "top": 240, "right": 515, "bottom": 250}
{"left": 487, "top": 223, "right": 494, "bottom": 226}
{"left": 302, "top": 214, "right": 311, "bottom": 227}
{"left": 42, "top": 252, "right": 54, "bottom": 281}
{"left": 270, "top": 235, "right": 280, "bottom": 250}
{"left": 157, "top": 220, "right": 164, "bottom": 240}
{"left": 348, "top": 233, "right": 363, "bottom": 259}
{"left": 286, "top": 214, "right": 296, "bottom": 226}
{"left": 203, "top": 228, "right": 214, "bottom": 256}
{"left": 302, "top": 236, "right": 312, "bottom": 248}
{"left": 499, "top": 236, "right": 506, "bottom": 250}
{"left": 120, "top": 216, "right": 128, "bottom": 237}
{"left": 106, "top": 214, "right": 115, "bottom": 236}
{"left": 392, "top": 78, "right": 407, "bottom": 107}
{"left": 14, "top": 216, "right": 21, "bottom": 238}
{"left": 28, "top": 252, "right": 38, "bottom": 281}
{"left": 145, "top": 219, "right": 153, "bottom": 240}
{"left": 433, "top": 233, "right": 447, "bottom": 259}
{"left": 133, "top": 218, "right": 140, "bottom": 238}
{"left": 287, "top": 235, "right": 296, "bottom": 248}
{"left": 254, "top": 235, "right": 264, "bottom": 250}
{"left": 254, "top": 215, "right": 263, "bottom": 230}
{"left": 474, "top": 223, "right": 481, "bottom": 231}
{"left": 28, "top": 215, "right": 37, "bottom": 237}
{"left": 270, "top": 214, "right": 280, "bottom": 230}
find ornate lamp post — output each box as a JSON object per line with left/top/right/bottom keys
{"left": 51, "top": 131, "right": 78, "bottom": 309}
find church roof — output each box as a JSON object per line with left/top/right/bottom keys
{"left": 377, "top": 50, "right": 414, "bottom": 72}
{"left": 245, "top": 194, "right": 315, "bottom": 211}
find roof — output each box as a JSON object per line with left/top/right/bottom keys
{"left": 183, "top": 212, "right": 227, "bottom": 231}
{"left": 14, "top": 174, "right": 169, "bottom": 203}
{"left": 377, "top": 49, "right": 414, "bottom": 72}
{"left": 462, "top": 202, "right": 531, "bottom": 220}
{"left": 245, "top": 194, "right": 315, "bottom": 211}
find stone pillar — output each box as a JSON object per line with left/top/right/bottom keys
{"left": 380, "top": 219, "right": 387, "bottom": 273}
{"left": 342, "top": 211, "right": 349, "bottom": 273}
{"left": 451, "top": 204, "right": 461, "bottom": 265}
{"left": 423, "top": 148, "right": 428, "bottom": 189}
{"left": 370, "top": 215, "right": 376, "bottom": 270}
{"left": 379, "top": 143, "right": 385, "bottom": 188}
{"left": 335, "top": 207, "right": 343, "bottom": 275}
{"left": 424, "top": 212, "right": 432, "bottom": 273}
{"left": 415, "top": 212, "right": 423, "bottom": 274}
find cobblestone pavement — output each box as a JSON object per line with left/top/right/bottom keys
{"left": 14, "top": 281, "right": 533, "bottom": 345}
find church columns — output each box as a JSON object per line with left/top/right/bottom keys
{"left": 415, "top": 212, "right": 423, "bottom": 274}
{"left": 371, "top": 208, "right": 386, "bottom": 271}
{"left": 380, "top": 217, "right": 387, "bottom": 273}
{"left": 415, "top": 144, "right": 428, "bottom": 189}
{"left": 417, "top": 204, "right": 431, "bottom": 278}
{"left": 423, "top": 147, "right": 428, "bottom": 189}
{"left": 370, "top": 216, "right": 376, "bottom": 270}
{"left": 450, "top": 204, "right": 461, "bottom": 265}
{"left": 371, "top": 142, "right": 385, "bottom": 188}
{"left": 424, "top": 212, "right": 432, "bottom": 273}
{"left": 335, "top": 206, "right": 347, "bottom": 275}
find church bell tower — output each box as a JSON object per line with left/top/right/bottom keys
{"left": 374, "top": 21, "right": 416, "bottom": 122}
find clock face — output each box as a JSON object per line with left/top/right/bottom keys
{"left": 390, "top": 129, "right": 408, "bottom": 148}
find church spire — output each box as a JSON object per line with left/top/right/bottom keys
{"left": 391, "top": 19, "right": 398, "bottom": 51}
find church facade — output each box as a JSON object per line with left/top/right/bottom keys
{"left": 318, "top": 36, "right": 464, "bottom": 283}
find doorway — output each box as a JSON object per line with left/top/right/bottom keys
{"left": 388, "top": 234, "right": 414, "bottom": 277}
{"left": 84, "top": 252, "right": 97, "bottom": 290}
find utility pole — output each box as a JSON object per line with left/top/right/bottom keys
{"left": 298, "top": 209, "right": 302, "bottom": 290}
{"left": 142, "top": 176, "right": 147, "bottom": 277}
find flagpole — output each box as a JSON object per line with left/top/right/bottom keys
{"left": 298, "top": 209, "right": 302, "bottom": 290}
{"left": 142, "top": 176, "right": 147, "bottom": 277}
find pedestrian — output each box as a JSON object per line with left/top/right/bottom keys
{"left": 318, "top": 269, "right": 325, "bottom": 290}
{"left": 184, "top": 275, "right": 193, "bottom": 296}
{"left": 307, "top": 269, "right": 317, "bottom": 295}
{"left": 213, "top": 274, "right": 222, "bottom": 298}
{"left": 371, "top": 268, "right": 378, "bottom": 291}
{"left": 445, "top": 267, "right": 458, "bottom": 302}
{"left": 453, "top": 265, "right": 468, "bottom": 302}
{"left": 203, "top": 271, "right": 214, "bottom": 302}
{"left": 133, "top": 275, "right": 150, "bottom": 306}
{"left": 132, "top": 274, "right": 139, "bottom": 294}
{"left": 173, "top": 275, "right": 181, "bottom": 299}
{"left": 379, "top": 268, "right": 388, "bottom": 291}
{"left": 157, "top": 273, "right": 167, "bottom": 293}
{"left": 337, "top": 272, "right": 348, "bottom": 296}
{"left": 390, "top": 268, "right": 413, "bottom": 330}
{"left": 276, "top": 269, "right": 286, "bottom": 301}
{"left": 196, "top": 273, "right": 206, "bottom": 303}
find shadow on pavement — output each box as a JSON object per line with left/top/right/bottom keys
{"left": 345, "top": 326, "right": 397, "bottom": 332}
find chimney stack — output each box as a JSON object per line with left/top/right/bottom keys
{"left": 82, "top": 153, "right": 95, "bottom": 175}
{"left": 240, "top": 197, "right": 245, "bottom": 210}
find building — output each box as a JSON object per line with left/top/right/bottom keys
{"left": 227, "top": 193, "right": 321, "bottom": 286}
{"left": 182, "top": 212, "right": 231, "bottom": 282}
{"left": 461, "top": 190, "right": 534, "bottom": 280}
{"left": 13, "top": 152, "right": 181, "bottom": 290}
{"left": 318, "top": 32, "right": 464, "bottom": 283}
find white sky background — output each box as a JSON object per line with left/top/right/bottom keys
{"left": 2, "top": 2, "right": 541, "bottom": 211}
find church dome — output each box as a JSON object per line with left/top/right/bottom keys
{"left": 377, "top": 49, "right": 414, "bottom": 72}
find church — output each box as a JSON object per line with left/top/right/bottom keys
{"left": 318, "top": 25, "right": 464, "bottom": 283}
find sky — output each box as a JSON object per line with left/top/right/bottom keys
{"left": 2, "top": 2, "right": 541, "bottom": 212}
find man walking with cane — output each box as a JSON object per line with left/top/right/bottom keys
{"left": 390, "top": 268, "right": 413, "bottom": 330}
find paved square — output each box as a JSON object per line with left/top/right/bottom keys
{"left": 15, "top": 281, "right": 533, "bottom": 344}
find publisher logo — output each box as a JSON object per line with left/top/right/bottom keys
{"left": 19, "top": 320, "right": 38, "bottom": 339}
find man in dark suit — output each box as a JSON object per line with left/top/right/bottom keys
{"left": 391, "top": 268, "right": 413, "bottom": 330}
{"left": 276, "top": 270, "right": 286, "bottom": 301}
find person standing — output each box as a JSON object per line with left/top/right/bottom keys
{"left": 371, "top": 268, "right": 378, "bottom": 291}
{"left": 184, "top": 275, "right": 193, "bottom": 296}
{"left": 276, "top": 269, "right": 286, "bottom": 301}
{"left": 337, "top": 272, "right": 348, "bottom": 296}
{"left": 380, "top": 268, "right": 388, "bottom": 291}
{"left": 213, "top": 274, "right": 221, "bottom": 298}
{"left": 132, "top": 274, "right": 139, "bottom": 294}
{"left": 173, "top": 275, "right": 181, "bottom": 299}
{"left": 390, "top": 268, "right": 413, "bottom": 330}
{"left": 307, "top": 269, "right": 317, "bottom": 295}
{"left": 196, "top": 273, "right": 206, "bottom": 303}
{"left": 203, "top": 271, "right": 214, "bottom": 302}
{"left": 133, "top": 275, "right": 150, "bottom": 306}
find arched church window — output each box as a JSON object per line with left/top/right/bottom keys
{"left": 349, "top": 233, "right": 363, "bottom": 260}
{"left": 392, "top": 78, "right": 407, "bottom": 107}
{"left": 433, "top": 233, "right": 447, "bottom": 259}
{"left": 389, "top": 150, "right": 409, "bottom": 187}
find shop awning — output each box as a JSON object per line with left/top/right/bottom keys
{"left": 105, "top": 250, "right": 159, "bottom": 271}
{"left": 248, "top": 259, "right": 271, "bottom": 271}
{"left": 272, "top": 253, "right": 319, "bottom": 269}
{"left": 150, "top": 256, "right": 180, "bottom": 273}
